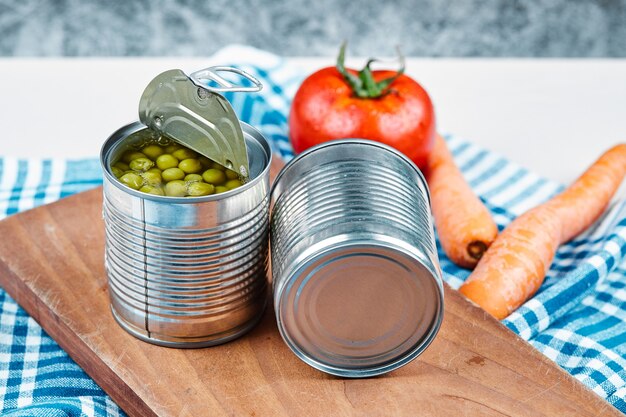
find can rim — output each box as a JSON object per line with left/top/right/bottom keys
{"left": 271, "top": 139, "right": 430, "bottom": 207}
{"left": 274, "top": 235, "right": 444, "bottom": 378}
{"left": 100, "top": 121, "right": 272, "bottom": 203}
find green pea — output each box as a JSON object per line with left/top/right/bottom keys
{"left": 119, "top": 172, "right": 143, "bottom": 190}
{"left": 113, "top": 161, "right": 130, "bottom": 171}
{"left": 141, "top": 171, "right": 162, "bottom": 185}
{"left": 129, "top": 157, "right": 154, "bottom": 172}
{"left": 164, "top": 180, "right": 187, "bottom": 197}
{"left": 122, "top": 151, "right": 147, "bottom": 164}
{"left": 210, "top": 161, "right": 226, "bottom": 171}
{"left": 179, "top": 158, "right": 203, "bottom": 174}
{"left": 140, "top": 185, "right": 165, "bottom": 196}
{"left": 202, "top": 169, "right": 226, "bottom": 185}
{"left": 164, "top": 143, "right": 182, "bottom": 154}
{"left": 184, "top": 174, "right": 203, "bottom": 182}
{"left": 215, "top": 185, "right": 229, "bottom": 194}
{"left": 225, "top": 169, "right": 239, "bottom": 180}
{"left": 111, "top": 166, "right": 124, "bottom": 178}
{"left": 162, "top": 167, "right": 185, "bottom": 182}
{"left": 187, "top": 182, "right": 215, "bottom": 196}
{"left": 141, "top": 144, "right": 164, "bottom": 160}
{"left": 156, "top": 154, "right": 179, "bottom": 170}
{"left": 225, "top": 179, "right": 243, "bottom": 190}
{"left": 172, "top": 148, "right": 197, "bottom": 161}
{"left": 199, "top": 156, "right": 212, "bottom": 169}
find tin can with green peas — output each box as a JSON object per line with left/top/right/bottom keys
{"left": 100, "top": 67, "right": 272, "bottom": 347}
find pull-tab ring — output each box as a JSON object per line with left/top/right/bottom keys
{"left": 189, "top": 66, "right": 263, "bottom": 93}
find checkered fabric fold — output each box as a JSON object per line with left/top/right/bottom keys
{"left": 0, "top": 45, "right": 624, "bottom": 415}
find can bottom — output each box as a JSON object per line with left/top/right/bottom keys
{"left": 275, "top": 239, "right": 443, "bottom": 377}
{"left": 110, "top": 300, "right": 267, "bottom": 348}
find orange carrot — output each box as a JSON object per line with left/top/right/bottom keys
{"left": 459, "top": 144, "right": 626, "bottom": 319}
{"left": 427, "top": 135, "right": 499, "bottom": 268}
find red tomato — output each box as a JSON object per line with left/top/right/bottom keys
{"left": 289, "top": 47, "right": 436, "bottom": 171}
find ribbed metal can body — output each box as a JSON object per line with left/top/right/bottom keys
{"left": 100, "top": 121, "right": 271, "bottom": 347}
{"left": 270, "top": 139, "right": 444, "bottom": 377}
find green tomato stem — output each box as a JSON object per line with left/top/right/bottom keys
{"left": 336, "top": 42, "right": 406, "bottom": 99}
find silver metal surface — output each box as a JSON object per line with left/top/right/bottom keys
{"left": 189, "top": 66, "right": 263, "bottom": 93}
{"left": 101, "top": 121, "right": 271, "bottom": 347}
{"left": 138, "top": 68, "right": 251, "bottom": 177}
{"left": 270, "top": 139, "right": 444, "bottom": 377}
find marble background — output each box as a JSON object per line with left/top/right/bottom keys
{"left": 1, "top": 0, "right": 625, "bottom": 57}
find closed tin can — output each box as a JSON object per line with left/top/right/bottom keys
{"left": 100, "top": 121, "right": 271, "bottom": 347}
{"left": 270, "top": 139, "right": 444, "bottom": 377}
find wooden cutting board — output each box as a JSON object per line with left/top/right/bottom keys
{"left": 0, "top": 157, "right": 618, "bottom": 417}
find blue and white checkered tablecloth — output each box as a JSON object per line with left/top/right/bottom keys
{"left": 1, "top": 45, "right": 625, "bottom": 416}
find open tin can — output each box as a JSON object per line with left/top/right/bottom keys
{"left": 270, "top": 139, "right": 444, "bottom": 377}
{"left": 101, "top": 122, "right": 271, "bottom": 347}
{"left": 100, "top": 67, "right": 271, "bottom": 347}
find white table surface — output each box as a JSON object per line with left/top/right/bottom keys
{"left": 0, "top": 56, "right": 625, "bottom": 190}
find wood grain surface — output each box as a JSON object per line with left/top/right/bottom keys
{"left": 0, "top": 156, "right": 619, "bottom": 417}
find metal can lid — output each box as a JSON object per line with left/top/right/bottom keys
{"left": 138, "top": 67, "right": 262, "bottom": 178}
{"left": 275, "top": 238, "right": 444, "bottom": 378}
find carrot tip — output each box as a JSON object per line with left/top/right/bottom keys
{"left": 467, "top": 241, "right": 488, "bottom": 260}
